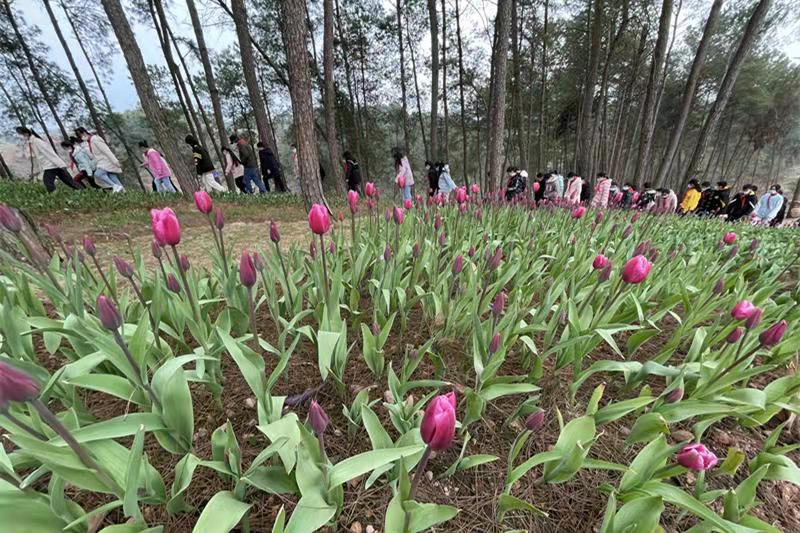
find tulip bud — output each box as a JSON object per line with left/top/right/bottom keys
{"left": 471, "top": 183, "right": 479, "bottom": 195}
{"left": 365, "top": 182, "right": 376, "bottom": 197}
{"left": 415, "top": 194, "right": 423, "bottom": 206}
{"left": 439, "top": 231, "right": 447, "bottom": 247}
{"left": 434, "top": 215, "right": 443, "bottom": 231}
{"left": 347, "top": 190, "right": 359, "bottom": 214}
{"left": 571, "top": 206, "right": 586, "bottom": 219}
{"left": 371, "top": 322, "right": 380, "bottom": 336}
{"left": 592, "top": 254, "right": 610, "bottom": 270}
{"left": 723, "top": 232, "right": 737, "bottom": 245}
{"left": 665, "top": 388, "right": 684, "bottom": 403}
{"left": 412, "top": 242, "right": 420, "bottom": 258}
{"left": 166, "top": 273, "right": 181, "bottom": 294}
{"left": 676, "top": 443, "right": 718, "bottom": 471}
{"left": 179, "top": 254, "right": 190, "bottom": 273}
{"left": 622, "top": 224, "right": 633, "bottom": 238}
{"left": 0, "top": 361, "right": 39, "bottom": 407}
{"left": 308, "top": 400, "right": 330, "bottom": 435}
{"left": 727, "top": 245, "right": 739, "bottom": 259}
{"left": 524, "top": 410, "right": 544, "bottom": 431}
{"left": 727, "top": 327, "right": 743, "bottom": 343}
{"left": 0, "top": 204, "right": 22, "bottom": 233}
{"left": 713, "top": 279, "right": 725, "bottom": 295}
{"left": 82, "top": 235, "right": 96, "bottom": 257}
{"left": 420, "top": 392, "right": 457, "bottom": 451}
{"left": 468, "top": 245, "right": 476, "bottom": 258}
{"left": 383, "top": 243, "right": 392, "bottom": 262}
{"left": 270, "top": 221, "right": 280, "bottom": 244}
{"left": 749, "top": 239, "right": 759, "bottom": 252}
{"left": 452, "top": 255, "right": 463, "bottom": 275}
{"left": 595, "top": 211, "right": 604, "bottom": 224}
{"left": 393, "top": 206, "right": 404, "bottom": 225}
{"left": 488, "top": 332, "right": 501, "bottom": 354}
{"left": 309, "top": 240, "right": 316, "bottom": 259}
{"left": 384, "top": 208, "right": 391, "bottom": 223}
{"left": 759, "top": 320, "right": 788, "bottom": 347}
{"left": 309, "top": 204, "right": 331, "bottom": 235}
{"left": 745, "top": 307, "right": 763, "bottom": 330}
{"left": 717, "top": 240, "right": 725, "bottom": 251}
{"left": 731, "top": 300, "right": 756, "bottom": 321}
{"left": 475, "top": 208, "right": 482, "bottom": 221}
{"left": 488, "top": 247, "right": 503, "bottom": 271}
{"left": 492, "top": 291, "right": 507, "bottom": 318}
{"left": 631, "top": 212, "right": 641, "bottom": 223}
{"left": 329, "top": 240, "right": 336, "bottom": 254}
{"left": 599, "top": 264, "right": 613, "bottom": 282}
{"left": 404, "top": 199, "right": 412, "bottom": 210}
{"left": 113, "top": 256, "right": 134, "bottom": 279}
{"left": 239, "top": 250, "right": 257, "bottom": 287}
{"left": 96, "top": 295, "right": 121, "bottom": 331}
{"left": 215, "top": 208, "right": 225, "bottom": 230}
{"left": 621, "top": 255, "right": 652, "bottom": 284}
{"left": 151, "top": 239, "right": 162, "bottom": 259}
{"left": 253, "top": 252, "right": 265, "bottom": 272}
{"left": 397, "top": 174, "right": 406, "bottom": 189}
{"left": 648, "top": 248, "right": 659, "bottom": 262}
{"left": 194, "top": 191, "right": 213, "bottom": 214}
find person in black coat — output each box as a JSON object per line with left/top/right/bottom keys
{"left": 342, "top": 151, "right": 362, "bottom": 193}
{"left": 257, "top": 142, "right": 287, "bottom": 192}
{"left": 426, "top": 160, "right": 439, "bottom": 197}
{"left": 726, "top": 184, "right": 758, "bottom": 222}
{"left": 534, "top": 173, "right": 546, "bottom": 202}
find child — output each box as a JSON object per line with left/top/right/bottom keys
{"left": 437, "top": 163, "right": 458, "bottom": 199}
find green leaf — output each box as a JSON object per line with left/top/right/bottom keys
{"left": 625, "top": 413, "right": 670, "bottom": 446}
{"left": 481, "top": 383, "right": 539, "bottom": 401}
{"left": 329, "top": 445, "right": 424, "bottom": 488}
{"left": 456, "top": 454, "right": 498, "bottom": 472}
{"left": 284, "top": 495, "right": 336, "bottom": 533}
{"left": 595, "top": 396, "right": 655, "bottom": 425}
{"left": 620, "top": 435, "right": 675, "bottom": 493}
{"left": 497, "top": 493, "right": 548, "bottom": 521}
{"left": 404, "top": 501, "right": 460, "bottom": 532}
{"left": 612, "top": 495, "right": 664, "bottom": 533}
{"left": 720, "top": 448, "right": 746, "bottom": 477}
{"left": 317, "top": 330, "right": 340, "bottom": 381}
{"left": 0, "top": 491, "right": 67, "bottom": 532}
{"left": 192, "top": 491, "right": 251, "bottom": 533}
{"left": 258, "top": 414, "right": 302, "bottom": 474}
{"left": 123, "top": 424, "right": 145, "bottom": 522}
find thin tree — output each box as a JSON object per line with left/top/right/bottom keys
{"left": 281, "top": 0, "right": 326, "bottom": 208}
{"left": 654, "top": 0, "right": 723, "bottom": 186}
{"left": 100, "top": 0, "right": 197, "bottom": 194}
{"left": 1, "top": 0, "right": 69, "bottom": 139}
{"left": 428, "top": 0, "right": 439, "bottom": 161}
{"left": 633, "top": 0, "right": 673, "bottom": 187}
{"left": 406, "top": 9, "right": 428, "bottom": 158}
{"left": 537, "top": 0, "right": 548, "bottom": 170}
{"left": 396, "top": 0, "right": 410, "bottom": 155}
{"left": 454, "top": 0, "right": 467, "bottom": 181}
{"left": 323, "top": 0, "right": 344, "bottom": 192}
{"left": 575, "top": 0, "right": 603, "bottom": 178}
{"left": 485, "top": 0, "right": 512, "bottom": 191}
{"left": 441, "top": 0, "right": 449, "bottom": 160}
{"left": 683, "top": 0, "right": 772, "bottom": 182}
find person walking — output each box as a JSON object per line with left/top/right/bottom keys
{"left": 185, "top": 135, "right": 225, "bottom": 192}
{"left": 16, "top": 126, "right": 82, "bottom": 192}
{"left": 230, "top": 134, "right": 266, "bottom": 194}
{"left": 679, "top": 179, "right": 702, "bottom": 214}
{"left": 564, "top": 172, "right": 583, "bottom": 205}
{"left": 590, "top": 172, "right": 612, "bottom": 209}
{"left": 425, "top": 160, "right": 439, "bottom": 197}
{"left": 545, "top": 170, "right": 564, "bottom": 200}
{"left": 343, "top": 151, "right": 362, "bottom": 193}
{"left": 75, "top": 127, "right": 124, "bottom": 192}
{"left": 394, "top": 149, "right": 414, "bottom": 202}
{"left": 257, "top": 142, "right": 287, "bottom": 192}
{"left": 437, "top": 162, "right": 458, "bottom": 200}
{"left": 61, "top": 138, "right": 99, "bottom": 189}
{"left": 753, "top": 185, "right": 785, "bottom": 225}
{"left": 222, "top": 146, "right": 246, "bottom": 193}
{"left": 139, "top": 140, "right": 177, "bottom": 193}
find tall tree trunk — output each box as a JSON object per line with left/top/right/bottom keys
{"left": 101, "top": 0, "right": 196, "bottom": 194}
{"left": 281, "top": 0, "right": 326, "bottom": 208}
{"left": 396, "top": 0, "right": 410, "bottom": 155}
{"left": 231, "top": 0, "right": 278, "bottom": 156}
{"left": 0, "top": 152, "right": 11, "bottom": 179}
{"left": 633, "top": 0, "right": 673, "bottom": 188}
{"left": 537, "top": 0, "right": 549, "bottom": 171}
{"left": 186, "top": 0, "right": 230, "bottom": 174}
{"left": 0, "top": 79, "right": 27, "bottom": 125}
{"left": 42, "top": 0, "right": 104, "bottom": 136}
{"left": 258, "top": 67, "right": 281, "bottom": 165}
{"left": 575, "top": 0, "right": 603, "bottom": 177}
{"left": 509, "top": 0, "right": 523, "bottom": 163}
{"left": 5, "top": 59, "right": 57, "bottom": 150}
{"left": 441, "top": 0, "right": 449, "bottom": 161}
{"left": 323, "top": 0, "right": 344, "bottom": 192}
{"left": 655, "top": 0, "right": 722, "bottom": 186}
{"left": 790, "top": 169, "right": 800, "bottom": 217}
{"left": 485, "top": 0, "right": 512, "bottom": 190}
{"left": 428, "top": 0, "right": 440, "bottom": 161}
{"left": 357, "top": 30, "right": 371, "bottom": 181}
{"left": 407, "top": 10, "right": 428, "bottom": 159}
{"left": 334, "top": 0, "right": 364, "bottom": 167}
{"left": 455, "top": 0, "right": 467, "bottom": 181}
{"left": 683, "top": 0, "right": 772, "bottom": 182}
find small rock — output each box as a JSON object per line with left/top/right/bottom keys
{"left": 248, "top": 418, "right": 257, "bottom": 427}
{"left": 671, "top": 430, "right": 694, "bottom": 442}
{"left": 334, "top": 428, "right": 342, "bottom": 437}
{"left": 365, "top": 526, "right": 376, "bottom": 533}
{"left": 226, "top": 409, "right": 235, "bottom": 418}
{"left": 350, "top": 522, "right": 363, "bottom": 533}
{"left": 245, "top": 397, "right": 256, "bottom": 409}
{"left": 384, "top": 390, "right": 395, "bottom": 404}
{"left": 405, "top": 394, "right": 415, "bottom": 408}
{"left": 714, "top": 429, "right": 733, "bottom": 446}
{"left": 619, "top": 426, "right": 630, "bottom": 436}
{"left": 425, "top": 471, "right": 433, "bottom": 481}
{"left": 443, "top": 486, "right": 450, "bottom": 496}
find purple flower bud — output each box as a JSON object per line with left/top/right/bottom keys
{"left": 329, "top": 240, "right": 336, "bottom": 254}
{"left": 622, "top": 224, "right": 633, "bottom": 238}
{"left": 0, "top": 361, "right": 39, "bottom": 408}
{"left": 439, "top": 231, "right": 447, "bottom": 247}
{"left": 452, "top": 255, "right": 463, "bottom": 275}
{"left": 270, "top": 221, "right": 280, "bottom": 244}
{"left": 253, "top": 252, "right": 265, "bottom": 272}
{"left": 308, "top": 400, "right": 329, "bottom": 435}
{"left": 727, "top": 245, "right": 739, "bottom": 259}
{"left": 239, "top": 250, "right": 257, "bottom": 288}
{"left": 665, "top": 388, "right": 684, "bottom": 403}
{"left": 717, "top": 240, "right": 725, "bottom": 251}
{"left": 595, "top": 211, "right": 604, "bottom": 224}
{"left": 383, "top": 243, "right": 392, "bottom": 262}
{"left": 749, "top": 239, "right": 759, "bottom": 252}
{"left": 631, "top": 212, "right": 641, "bottom": 223}
{"left": 412, "top": 242, "right": 420, "bottom": 258}
{"left": 214, "top": 208, "right": 225, "bottom": 230}
{"left": 179, "top": 254, "right": 190, "bottom": 273}
{"left": 371, "top": 322, "right": 380, "bottom": 336}
{"left": 525, "top": 410, "right": 544, "bottom": 431}
{"left": 492, "top": 291, "right": 507, "bottom": 318}
{"left": 468, "top": 245, "right": 476, "bottom": 258}
{"left": 475, "top": 209, "right": 482, "bottom": 221}
{"left": 489, "top": 332, "right": 501, "bottom": 354}
{"left": 393, "top": 206, "right": 404, "bottom": 225}
{"left": 759, "top": 320, "right": 787, "bottom": 347}
{"left": 727, "top": 327, "right": 743, "bottom": 343}
{"left": 151, "top": 239, "right": 162, "bottom": 259}
{"left": 96, "top": 295, "right": 121, "bottom": 330}
{"left": 488, "top": 247, "right": 503, "bottom": 271}
{"left": 309, "top": 240, "right": 316, "bottom": 259}
{"left": 745, "top": 307, "right": 763, "bottom": 330}
{"left": 434, "top": 215, "right": 443, "bottom": 231}
{"left": 384, "top": 208, "right": 391, "bottom": 223}
{"left": 648, "top": 248, "right": 659, "bottom": 262}
{"left": 713, "top": 279, "right": 725, "bottom": 295}
{"left": 82, "top": 235, "right": 96, "bottom": 257}
{"left": 0, "top": 204, "right": 22, "bottom": 232}
{"left": 599, "top": 264, "right": 613, "bottom": 282}
{"left": 44, "top": 223, "right": 61, "bottom": 242}
{"left": 113, "top": 256, "right": 134, "bottom": 279}
{"left": 166, "top": 273, "right": 181, "bottom": 294}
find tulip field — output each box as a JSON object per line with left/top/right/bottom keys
{"left": 2, "top": 187, "right": 800, "bottom": 533}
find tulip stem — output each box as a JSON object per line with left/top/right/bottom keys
{"left": 319, "top": 235, "right": 330, "bottom": 302}
{"left": 701, "top": 335, "right": 756, "bottom": 394}
{"left": 112, "top": 330, "right": 163, "bottom": 411}
{"left": 1, "top": 409, "right": 47, "bottom": 440}
{"left": 273, "top": 241, "right": 295, "bottom": 310}
{"left": 171, "top": 246, "right": 200, "bottom": 323}
{"left": 404, "top": 445, "right": 433, "bottom": 533}
{"left": 90, "top": 255, "right": 119, "bottom": 307}
{"left": 247, "top": 285, "right": 258, "bottom": 341}
{"left": 216, "top": 224, "right": 229, "bottom": 273}
{"left": 128, "top": 277, "right": 163, "bottom": 353}
{"left": 205, "top": 215, "right": 224, "bottom": 269}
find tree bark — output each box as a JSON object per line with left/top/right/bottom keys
{"left": 485, "top": 0, "right": 512, "bottom": 191}
{"left": 101, "top": 0, "right": 196, "bottom": 194}
{"left": 683, "top": 0, "right": 772, "bottom": 182}
{"left": 454, "top": 0, "right": 467, "bottom": 181}
{"left": 334, "top": 0, "right": 364, "bottom": 167}
{"left": 42, "top": 0, "right": 104, "bottom": 137}
{"left": 2, "top": 0, "right": 69, "bottom": 140}
{"left": 407, "top": 10, "right": 428, "bottom": 159}
{"left": 655, "top": 0, "right": 722, "bottom": 186}
{"left": 537, "top": 0, "right": 549, "bottom": 171}
{"left": 575, "top": 0, "right": 603, "bottom": 178}
{"left": 323, "top": 0, "right": 344, "bottom": 192}
{"left": 441, "top": 0, "right": 449, "bottom": 161}
{"left": 509, "top": 0, "right": 523, "bottom": 164}
{"left": 5, "top": 59, "right": 57, "bottom": 150}
{"left": 231, "top": 0, "right": 278, "bottom": 156}
{"left": 396, "top": 0, "right": 411, "bottom": 155}
{"left": 633, "top": 0, "right": 673, "bottom": 188}
{"left": 428, "top": 0, "right": 440, "bottom": 161}
{"left": 281, "top": 0, "right": 326, "bottom": 208}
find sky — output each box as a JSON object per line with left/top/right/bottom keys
{"left": 16, "top": 0, "right": 800, "bottom": 114}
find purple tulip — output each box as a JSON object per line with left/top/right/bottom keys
{"left": 308, "top": 400, "right": 330, "bottom": 435}
{"left": 492, "top": 291, "right": 507, "bottom": 318}
{"left": 412, "top": 242, "right": 420, "bottom": 258}
{"left": 731, "top": 300, "right": 756, "bottom": 321}
{"left": 420, "top": 392, "right": 457, "bottom": 451}
{"left": 239, "top": 250, "right": 257, "bottom": 288}
{"left": 760, "top": 320, "right": 788, "bottom": 347}
{"left": 151, "top": 239, "right": 162, "bottom": 259}
{"left": 439, "top": 231, "right": 447, "bottom": 247}
{"left": 214, "top": 208, "right": 225, "bottom": 230}
{"left": 270, "top": 221, "right": 280, "bottom": 244}
{"left": 676, "top": 443, "right": 718, "bottom": 471}
{"left": 713, "top": 279, "right": 725, "bottom": 295}
{"left": 166, "top": 273, "right": 181, "bottom": 294}
{"left": 525, "top": 410, "right": 544, "bottom": 431}
{"left": 96, "top": 295, "right": 121, "bottom": 331}
{"left": 0, "top": 204, "right": 22, "bottom": 232}
{"left": 593, "top": 254, "right": 610, "bottom": 270}
{"left": 452, "top": 255, "right": 463, "bottom": 275}
{"left": 113, "top": 256, "right": 134, "bottom": 279}
{"left": 599, "top": 264, "right": 613, "bottom": 282}
{"left": 622, "top": 224, "right": 633, "bottom": 238}
{"left": 665, "top": 388, "right": 684, "bottom": 403}
{"left": 179, "top": 254, "right": 190, "bottom": 273}
{"left": 383, "top": 243, "right": 392, "bottom": 262}
{"left": 0, "top": 361, "right": 39, "bottom": 408}
{"left": 489, "top": 332, "right": 501, "bottom": 354}
{"left": 745, "top": 307, "right": 763, "bottom": 330}
{"left": 488, "top": 247, "right": 503, "bottom": 271}
{"left": 82, "top": 235, "right": 96, "bottom": 257}
{"left": 727, "top": 327, "right": 743, "bottom": 343}
{"left": 253, "top": 252, "right": 265, "bottom": 272}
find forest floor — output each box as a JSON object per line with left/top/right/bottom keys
{"left": 12, "top": 193, "right": 800, "bottom": 532}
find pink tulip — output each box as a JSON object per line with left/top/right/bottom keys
{"left": 96, "top": 295, "right": 121, "bottom": 331}
{"left": 631, "top": 212, "right": 641, "bottom": 223}
{"left": 676, "top": 443, "right": 718, "bottom": 471}
{"left": 727, "top": 327, "right": 744, "bottom": 343}
{"left": 415, "top": 194, "right": 423, "bottom": 206}
{"left": 393, "top": 206, "right": 404, "bottom": 225}
{"left": 404, "top": 199, "right": 412, "bottom": 210}
{"left": 621, "top": 255, "right": 652, "bottom": 284}
{"left": 308, "top": 400, "right": 329, "bottom": 435}
{"left": 434, "top": 215, "right": 442, "bottom": 231}
{"left": 723, "top": 232, "right": 737, "bottom": 245}
{"left": 532, "top": 182, "right": 540, "bottom": 193}
{"left": 365, "top": 182, "right": 376, "bottom": 197}
{"left": 0, "top": 361, "right": 39, "bottom": 407}
{"left": 488, "top": 247, "right": 503, "bottom": 271}
{"left": 270, "top": 221, "right": 280, "bottom": 244}
{"left": 194, "top": 191, "right": 213, "bottom": 214}
{"left": 760, "top": 320, "right": 788, "bottom": 347}
{"left": 308, "top": 204, "right": 331, "bottom": 235}
{"left": 731, "top": 300, "right": 756, "bottom": 321}
{"left": 714, "top": 279, "right": 725, "bottom": 295}
{"left": 665, "top": 388, "right": 684, "bottom": 403}
{"left": 420, "top": 392, "right": 457, "bottom": 451}
{"left": 571, "top": 206, "right": 587, "bottom": 219}
{"left": 471, "top": 183, "right": 479, "bottom": 195}
{"left": 0, "top": 204, "right": 22, "bottom": 233}
{"left": 452, "top": 255, "right": 463, "bottom": 275}
{"left": 150, "top": 208, "right": 181, "bottom": 246}
{"left": 456, "top": 187, "right": 468, "bottom": 204}
{"left": 113, "top": 256, "right": 134, "bottom": 278}
{"left": 239, "top": 250, "right": 257, "bottom": 287}
{"left": 166, "top": 273, "right": 181, "bottom": 294}
{"left": 397, "top": 174, "right": 407, "bottom": 189}
{"left": 412, "top": 242, "right": 420, "bottom": 258}
{"left": 384, "top": 208, "right": 391, "bottom": 222}
{"left": 525, "top": 411, "right": 544, "bottom": 431}
{"left": 347, "top": 190, "right": 359, "bottom": 214}
{"left": 592, "top": 254, "right": 610, "bottom": 270}
{"left": 82, "top": 235, "right": 96, "bottom": 257}
{"left": 468, "top": 245, "right": 476, "bottom": 258}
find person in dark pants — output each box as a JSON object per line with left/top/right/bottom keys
{"left": 343, "top": 151, "right": 362, "bottom": 192}
{"left": 17, "top": 126, "right": 82, "bottom": 192}
{"left": 61, "top": 139, "right": 100, "bottom": 189}
{"left": 185, "top": 134, "right": 225, "bottom": 192}
{"left": 725, "top": 184, "right": 758, "bottom": 222}
{"left": 230, "top": 134, "right": 266, "bottom": 194}
{"left": 426, "top": 160, "right": 438, "bottom": 197}
{"left": 257, "top": 142, "right": 287, "bottom": 192}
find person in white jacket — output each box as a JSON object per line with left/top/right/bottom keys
{"left": 16, "top": 126, "right": 82, "bottom": 192}
{"left": 76, "top": 127, "right": 125, "bottom": 192}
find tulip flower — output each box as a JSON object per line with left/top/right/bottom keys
{"left": 760, "top": 320, "right": 788, "bottom": 347}
{"left": 239, "top": 250, "right": 257, "bottom": 288}
{"left": 194, "top": 191, "right": 213, "bottom": 214}
{"left": 113, "top": 256, "right": 134, "bottom": 279}
{"left": 0, "top": 203, "right": 22, "bottom": 232}
{"left": 308, "top": 400, "right": 330, "bottom": 435}
{"left": 347, "top": 190, "right": 359, "bottom": 214}
{"left": 468, "top": 245, "right": 476, "bottom": 258}
{"left": 415, "top": 194, "right": 423, "bottom": 206}
{"left": 471, "top": 183, "right": 479, "bottom": 195}
{"left": 308, "top": 204, "right": 331, "bottom": 235}
{"left": 749, "top": 239, "right": 759, "bottom": 252}
{"left": 622, "top": 224, "right": 633, "bottom": 238}
{"left": 745, "top": 307, "right": 763, "bottom": 330}
{"left": 488, "top": 247, "right": 503, "bottom": 271}
{"left": 96, "top": 295, "right": 122, "bottom": 331}
{"left": 492, "top": 291, "right": 507, "bottom": 318}
{"left": 80, "top": 235, "right": 96, "bottom": 258}
{"left": 150, "top": 208, "right": 181, "bottom": 246}
{"left": 727, "top": 327, "right": 744, "bottom": 343}
{"left": 151, "top": 239, "right": 162, "bottom": 259}
{"left": 365, "top": 182, "right": 376, "bottom": 197}
{"left": 383, "top": 243, "right": 392, "bottom": 262}
{"left": 0, "top": 361, "right": 39, "bottom": 407}
{"left": 726, "top": 245, "right": 739, "bottom": 259}
{"left": 393, "top": 206, "right": 404, "bottom": 225}
{"left": 456, "top": 187, "right": 468, "bottom": 204}
{"left": 166, "top": 273, "right": 181, "bottom": 294}
{"left": 404, "top": 199, "right": 412, "bottom": 210}
{"left": 621, "top": 255, "right": 652, "bottom": 284}
{"left": 452, "top": 255, "right": 463, "bottom": 275}
{"left": 532, "top": 182, "right": 540, "bottom": 193}
{"left": 270, "top": 221, "right": 280, "bottom": 244}
{"left": 384, "top": 208, "right": 391, "bottom": 222}
{"left": 714, "top": 279, "right": 725, "bottom": 295}
{"left": 215, "top": 208, "right": 225, "bottom": 230}
{"left": 665, "top": 388, "right": 684, "bottom": 403}
{"left": 595, "top": 211, "right": 604, "bottom": 224}
{"left": 179, "top": 255, "right": 190, "bottom": 273}
{"left": 488, "top": 332, "right": 501, "bottom": 354}
{"left": 397, "top": 174, "right": 407, "bottom": 190}
{"left": 571, "top": 206, "right": 586, "bottom": 219}
{"left": 439, "top": 231, "right": 447, "bottom": 247}
{"left": 592, "top": 254, "right": 610, "bottom": 270}
{"left": 420, "top": 392, "right": 457, "bottom": 451}
{"left": 525, "top": 410, "right": 544, "bottom": 431}
{"left": 434, "top": 215, "right": 443, "bottom": 231}
{"left": 676, "top": 443, "right": 718, "bottom": 471}
{"left": 412, "top": 242, "right": 420, "bottom": 258}
{"left": 723, "top": 232, "right": 737, "bottom": 245}
{"left": 731, "top": 300, "right": 756, "bottom": 321}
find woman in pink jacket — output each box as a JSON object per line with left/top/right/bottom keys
{"left": 564, "top": 172, "right": 583, "bottom": 205}
{"left": 590, "top": 172, "right": 612, "bottom": 209}
{"left": 139, "top": 140, "right": 177, "bottom": 193}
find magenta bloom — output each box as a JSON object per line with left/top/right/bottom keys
{"left": 0, "top": 204, "right": 22, "bottom": 233}
{"left": 397, "top": 174, "right": 407, "bottom": 189}
{"left": 0, "top": 362, "right": 39, "bottom": 407}
{"left": 456, "top": 187, "right": 468, "bottom": 204}
{"left": 532, "top": 182, "right": 540, "bottom": 193}
{"left": 365, "top": 182, "right": 376, "bottom": 198}
{"left": 731, "top": 300, "right": 756, "bottom": 321}
{"left": 82, "top": 235, "right": 96, "bottom": 257}
{"left": 471, "top": 183, "right": 479, "bottom": 195}
{"left": 96, "top": 295, "right": 122, "bottom": 331}
{"left": 595, "top": 211, "right": 604, "bottom": 224}
{"left": 745, "top": 307, "right": 763, "bottom": 330}
{"left": 393, "top": 206, "right": 404, "bottom": 226}
{"left": 239, "top": 250, "right": 257, "bottom": 288}
{"left": 308, "top": 204, "right": 331, "bottom": 235}
{"left": 492, "top": 291, "right": 507, "bottom": 318}
{"left": 727, "top": 327, "right": 744, "bottom": 343}
{"left": 166, "top": 273, "right": 181, "bottom": 294}
{"left": 760, "top": 320, "right": 788, "bottom": 347}
{"left": 571, "top": 206, "right": 587, "bottom": 219}
{"left": 308, "top": 400, "right": 329, "bottom": 435}
{"left": 194, "top": 191, "right": 213, "bottom": 214}
{"left": 621, "top": 255, "right": 652, "bottom": 284}
{"left": 270, "top": 221, "right": 280, "bottom": 244}
{"left": 214, "top": 208, "right": 225, "bottom": 230}
{"left": 592, "top": 254, "right": 610, "bottom": 270}
{"left": 452, "top": 255, "right": 463, "bottom": 275}
{"left": 676, "top": 443, "right": 718, "bottom": 471}
{"left": 404, "top": 199, "right": 412, "bottom": 210}
{"left": 420, "top": 392, "right": 457, "bottom": 451}
{"left": 150, "top": 208, "right": 181, "bottom": 246}
{"left": 347, "top": 190, "right": 359, "bottom": 214}
{"left": 113, "top": 256, "right": 134, "bottom": 279}
{"left": 723, "top": 232, "right": 737, "bottom": 245}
